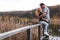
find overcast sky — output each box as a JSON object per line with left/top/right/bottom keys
{"left": 0, "top": 0, "right": 60, "bottom": 12}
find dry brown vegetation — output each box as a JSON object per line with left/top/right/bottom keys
{"left": 51, "top": 15, "right": 60, "bottom": 25}
{"left": 0, "top": 14, "right": 59, "bottom": 40}
{"left": 0, "top": 15, "right": 39, "bottom": 40}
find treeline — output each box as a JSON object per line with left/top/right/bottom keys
{"left": 0, "top": 5, "right": 60, "bottom": 18}
{"left": 49, "top": 5, "right": 60, "bottom": 18}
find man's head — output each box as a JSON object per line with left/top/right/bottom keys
{"left": 40, "top": 3, "right": 45, "bottom": 8}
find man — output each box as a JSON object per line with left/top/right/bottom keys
{"left": 35, "top": 3, "right": 50, "bottom": 36}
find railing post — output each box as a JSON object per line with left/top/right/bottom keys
{"left": 38, "top": 26, "right": 41, "bottom": 40}
{"left": 27, "top": 29, "right": 32, "bottom": 40}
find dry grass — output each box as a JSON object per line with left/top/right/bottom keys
{"left": 51, "top": 16, "right": 60, "bottom": 25}
{"left": 0, "top": 15, "right": 39, "bottom": 40}
{"left": 0, "top": 15, "right": 59, "bottom": 40}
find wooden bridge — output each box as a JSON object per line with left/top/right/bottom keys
{"left": 0, "top": 24, "right": 59, "bottom": 40}
{"left": 49, "top": 36, "right": 60, "bottom": 40}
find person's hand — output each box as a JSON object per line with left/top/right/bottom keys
{"left": 39, "top": 15, "right": 43, "bottom": 18}
{"left": 46, "top": 19, "right": 49, "bottom": 22}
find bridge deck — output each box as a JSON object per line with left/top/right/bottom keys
{"left": 49, "top": 36, "right": 60, "bottom": 40}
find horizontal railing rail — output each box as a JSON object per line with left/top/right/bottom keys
{"left": 0, "top": 24, "right": 41, "bottom": 40}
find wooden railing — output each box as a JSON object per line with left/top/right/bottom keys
{"left": 0, "top": 24, "right": 41, "bottom": 40}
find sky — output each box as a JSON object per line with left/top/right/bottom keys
{"left": 0, "top": 0, "right": 60, "bottom": 12}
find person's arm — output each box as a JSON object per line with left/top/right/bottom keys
{"left": 40, "top": 8, "right": 47, "bottom": 18}
{"left": 39, "top": 12, "right": 46, "bottom": 17}
{"left": 40, "top": 8, "right": 49, "bottom": 22}
{"left": 42, "top": 18, "right": 49, "bottom": 22}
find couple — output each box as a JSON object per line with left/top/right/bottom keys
{"left": 35, "top": 3, "right": 50, "bottom": 36}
